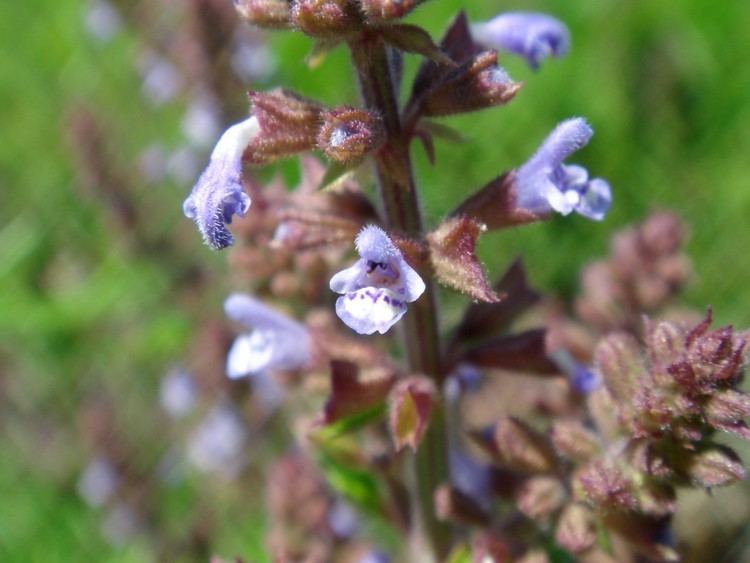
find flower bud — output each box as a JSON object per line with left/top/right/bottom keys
{"left": 491, "top": 417, "right": 558, "bottom": 473}
{"left": 317, "top": 107, "right": 385, "bottom": 165}
{"left": 234, "top": 0, "right": 291, "bottom": 28}
{"left": 245, "top": 90, "right": 323, "bottom": 165}
{"left": 688, "top": 325, "right": 746, "bottom": 383}
{"left": 420, "top": 51, "right": 522, "bottom": 117}
{"left": 516, "top": 476, "right": 566, "bottom": 519}
{"left": 555, "top": 503, "right": 596, "bottom": 554}
{"left": 573, "top": 461, "right": 636, "bottom": 510}
{"left": 594, "top": 332, "right": 644, "bottom": 402}
{"left": 706, "top": 389, "right": 750, "bottom": 437}
{"left": 359, "top": 0, "right": 424, "bottom": 22}
{"left": 550, "top": 420, "right": 600, "bottom": 462}
{"left": 291, "top": 0, "right": 362, "bottom": 39}
{"left": 637, "top": 482, "right": 675, "bottom": 517}
{"left": 646, "top": 320, "right": 684, "bottom": 367}
{"left": 685, "top": 446, "right": 745, "bottom": 488}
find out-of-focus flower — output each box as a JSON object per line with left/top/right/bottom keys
{"left": 138, "top": 51, "right": 182, "bottom": 107}
{"left": 77, "top": 457, "right": 119, "bottom": 508}
{"left": 101, "top": 502, "right": 140, "bottom": 546}
{"left": 84, "top": 0, "right": 122, "bottom": 42}
{"left": 159, "top": 368, "right": 197, "bottom": 419}
{"left": 550, "top": 348, "right": 601, "bottom": 394}
{"left": 224, "top": 293, "right": 311, "bottom": 378}
{"left": 186, "top": 404, "right": 247, "bottom": 477}
{"left": 182, "top": 117, "right": 259, "bottom": 249}
{"left": 182, "top": 93, "right": 222, "bottom": 149}
{"left": 471, "top": 12, "right": 570, "bottom": 70}
{"left": 515, "top": 118, "right": 612, "bottom": 220}
{"left": 328, "top": 498, "right": 360, "bottom": 539}
{"left": 330, "top": 225, "right": 425, "bottom": 335}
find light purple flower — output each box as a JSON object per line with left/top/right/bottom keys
{"left": 77, "top": 457, "right": 119, "bottom": 508}
{"left": 182, "top": 116, "right": 259, "bottom": 249}
{"left": 471, "top": 12, "right": 570, "bottom": 70}
{"left": 187, "top": 404, "right": 247, "bottom": 477}
{"left": 551, "top": 348, "right": 602, "bottom": 394}
{"left": 224, "top": 293, "right": 311, "bottom": 379}
{"left": 330, "top": 226, "right": 425, "bottom": 335}
{"left": 515, "top": 118, "right": 612, "bottom": 220}
{"left": 159, "top": 368, "right": 197, "bottom": 419}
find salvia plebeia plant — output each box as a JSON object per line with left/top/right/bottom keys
{"left": 170, "top": 3, "right": 748, "bottom": 562}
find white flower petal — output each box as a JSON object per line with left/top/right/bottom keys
{"left": 335, "top": 288, "right": 407, "bottom": 335}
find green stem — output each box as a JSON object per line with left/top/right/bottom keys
{"left": 350, "top": 34, "right": 450, "bottom": 560}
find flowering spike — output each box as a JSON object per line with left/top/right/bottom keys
{"left": 224, "top": 293, "right": 311, "bottom": 378}
{"left": 471, "top": 12, "right": 570, "bottom": 70}
{"left": 182, "top": 116, "right": 258, "bottom": 249}
{"left": 515, "top": 118, "right": 612, "bottom": 220}
{"left": 330, "top": 225, "right": 425, "bottom": 335}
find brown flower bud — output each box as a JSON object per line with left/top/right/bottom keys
{"left": 637, "top": 481, "right": 676, "bottom": 517}
{"left": 685, "top": 446, "right": 745, "bottom": 488}
{"left": 594, "top": 332, "right": 644, "bottom": 403}
{"left": 688, "top": 325, "right": 746, "bottom": 383}
{"left": 234, "top": 0, "right": 291, "bottom": 28}
{"left": 491, "top": 417, "right": 558, "bottom": 474}
{"left": 291, "top": 0, "right": 362, "bottom": 39}
{"left": 646, "top": 320, "right": 684, "bottom": 367}
{"left": 317, "top": 107, "right": 385, "bottom": 165}
{"left": 574, "top": 461, "right": 636, "bottom": 511}
{"left": 555, "top": 503, "right": 596, "bottom": 554}
{"left": 420, "top": 51, "right": 522, "bottom": 117}
{"left": 359, "top": 0, "right": 424, "bottom": 22}
{"left": 706, "top": 389, "right": 750, "bottom": 438}
{"left": 550, "top": 420, "right": 601, "bottom": 462}
{"left": 516, "top": 476, "right": 566, "bottom": 520}
{"left": 245, "top": 90, "right": 323, "bottom": 164}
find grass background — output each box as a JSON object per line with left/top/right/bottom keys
{"left": 1, "top": 0, "right": 749, "bottom": 560}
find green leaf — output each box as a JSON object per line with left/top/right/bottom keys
{"left": 381, "top": 24, "right": 454, "bottom": 66}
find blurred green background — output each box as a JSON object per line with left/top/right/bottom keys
{"left": 1, "top": 0, "right": 749, "bottom": 561}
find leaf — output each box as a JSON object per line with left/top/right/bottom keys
{"left": 317, "top": 449, "right": 383, "bottom": 513}
{"left": 453, "top": 258, "right": 542, "bottom": 342}
{"left": 427, "top": 216, "right": 501, "bottom": 303}
{"left": 382, "top": 24, "right": 454, "bottom": 66}
{"left": 388, "top": 376, "right": 435, "bottom": 452}
{"left": 317, "top": 160, "right": 360, "bottom": 192}
{"left": 461, "top": 329, "right": 558, "bottom": 374}
{"left": 321, "top": 360, "right": 395, "bottom": 426}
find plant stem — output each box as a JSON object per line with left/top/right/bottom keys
{"left": 350, "top": 34, "right": 450, "bottom": 560}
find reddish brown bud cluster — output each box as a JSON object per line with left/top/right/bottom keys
{"left": 291, "top": 0, "right": 362, "bottom": 39}
{"left": 359, "top": 0, "right": 424, "bottom": 23}
{"left": 576, "top": 212, "right": 691, "bottom": 331}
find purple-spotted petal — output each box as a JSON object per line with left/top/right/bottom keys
{"left": 335, "top": 288, "right": 407, "bottom": 335}
{"left": 471, "top": 12, "right": 570, "bottom": 70}
{"left": 182, "top": 116, "right": 259, "bottom": 250}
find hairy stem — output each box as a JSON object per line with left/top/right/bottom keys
{"left": 350, "top": 34, "right": 450, "bottom": 560}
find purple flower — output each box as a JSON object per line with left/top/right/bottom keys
{"left": 515, "top": 118, "right": 612, "bottom": 220}
{"left": 182, "top": 116, "right": 259, "bottom": 249}
{"left": 550, "top": 348, "right": 602, "bottom": 394}
{"left": 330, "top": 226, "right": 425, "bottom": 335}
{"left": 471, "top": 12, "right": 570, "bottom": 70}
{"left": 187, "top": 404, "right": 247, "bottom": 477}
{"left": 224, "top": 293, "right": 311, "bottom": 378}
